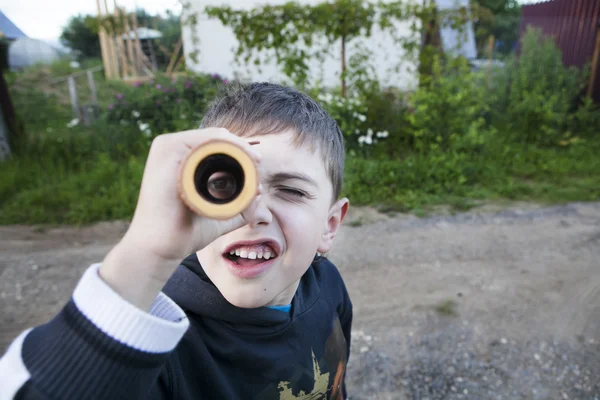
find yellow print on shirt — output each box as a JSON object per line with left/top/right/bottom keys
{"left": 277, "top": 350, "right": 329, "bottom": 400}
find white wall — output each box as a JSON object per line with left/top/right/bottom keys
{"left": 181, "top": 0, "right": 422, "bottom": 92}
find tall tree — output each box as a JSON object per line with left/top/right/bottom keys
{"left": 470, "top": 0, "right": 522, "bottom": 57}
{"left": 60, "top": 15, "right": 101, "bottom": 60}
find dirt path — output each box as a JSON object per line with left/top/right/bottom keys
{"left": 1, "top": 202, "right": 599, "bottom": 399}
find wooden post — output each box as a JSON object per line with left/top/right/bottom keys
{"left": 67, "top": 76, "right": 80, "bottom": 119}
{"left": 148, "top": 39, "right": 158, "bottom": 71}
{"left": 96, "top": 0, "right": 113, "bottom": 79}
{"left": 165, "top": 37, "right": 183, "bottom": 74}
{"left": 587, "top": 24, "right": 600, "bottom": 99}
{"left": 114, "top": 4, "right": 128, "bottom": 78}
{"left": 87, "top": 70, "right": 98, "bottom": 104}
{"left": 104, "top": 0, "right": 119, "bottom": 79}
{"left": 120, "top": 7, "right": 136, "bottom": 77}
{"left": 171, "top": 53, "right": 185, "bottom": 74}
{"left": 131, "top": 12, "right": 143, "bottom": 76}
{"left": 0, "top": 63, "right": 15, "bottom": 159}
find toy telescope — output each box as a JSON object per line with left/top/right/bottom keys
{"left": 178, "top": 140, "right": 258, "bottom": 220}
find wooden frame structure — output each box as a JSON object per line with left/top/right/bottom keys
{"left": 96, "top": 0, "right": 161, "bottom": 81}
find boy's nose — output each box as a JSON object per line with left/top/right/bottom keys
{"left": 244, "top": 192, "right": 272, "bottom": 228}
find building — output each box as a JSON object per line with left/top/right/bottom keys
{"left": 181, "top": 0, "right": 477, "bottom": 92}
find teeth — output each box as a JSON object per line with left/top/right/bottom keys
{"left": 227, "top": 247, "right": 276, "bottom": 260}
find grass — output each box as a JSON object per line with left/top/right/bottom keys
{"left": 434, "top": 299, "right": 458, "bottom": 317}
{"left": 342, "top": 140, "right": 600, "bottom": 215}
{"left": 1, "top": 135, "right": 598, "bottom": 225}
{"left": 2, "top": 60, "right": 599, "bottom": 226}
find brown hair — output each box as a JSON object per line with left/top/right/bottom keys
{"left": 199, "top": 82, "right": 345, "bottom": 201}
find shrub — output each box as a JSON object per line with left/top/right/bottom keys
{"left": 492, "top": 26, "right": 589, "bottom": 147}
{"left": 407, "top": 54, "right": 494, "bottom": 154}
{"left": 316, "top": 91, "right": 390, "bottom": 157}
{"left": 105, "top": 73, "right": 225, "bottom": 138}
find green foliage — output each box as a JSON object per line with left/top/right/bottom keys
{"left": 0, "top": 153, "right": 144, "bottom": 225}
{"left": 133, "top": 8, "right": 183, "bottom": 69}
{"left": 470, "top": 0, "right": 522, "bottom": 56}
{"left": 434, "top": 299, "right": 458, "bottom": 316}
{"left": 491, "top": 27, "right": 590, "bottom": 147}
{"left": 342, "top": 139, "right": 600, "bottom": 213}
{"left": 206, "top": 0, "right": 395, "bottom": 90}
{"left": 361, "top": 88, "right": 412, "bottom": 158}
{"left": 3, "top": 8, "right": 600, "bottom": 226}
{"left": 60, "top": 15, "right": 102, "bottom": 60}
{"left": 407, "top": 55, "right": 494, "bottom": 153}
{"left": 105, "top": 73, "right": 225, "bottom": 138}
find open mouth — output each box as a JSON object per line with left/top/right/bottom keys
{"left": 223, "top": 242, "right": 279, "bottom": 268}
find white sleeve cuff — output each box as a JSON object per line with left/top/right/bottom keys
{"left": 72, "top": 263, "right": 189, "bottom": 354}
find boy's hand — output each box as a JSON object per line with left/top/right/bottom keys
{"left": 99, "top": 128, "right": 263, "bottom": 310}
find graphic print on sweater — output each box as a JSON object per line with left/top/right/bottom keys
{"left": 260, "top": 316, "right": 347, "bottom": 400}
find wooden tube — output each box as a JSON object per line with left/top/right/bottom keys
{"left": 178, "top": 140, "right": 258, "bottom": 220}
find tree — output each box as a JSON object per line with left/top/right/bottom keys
{"left": 207, "top": 0, "right": 476, "bottom": 95}
{"left": 470, "top": 0, "right": 522, "bottom": 57}
{"left": 205, "top": 0, "right": 385, "bottom": 96}
{"left": 60, "top": 15, "right": 101, "bottom": 60}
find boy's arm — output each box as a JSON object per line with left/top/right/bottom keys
{"left": 0, "top": 263, "right": 189, "bottom": 400}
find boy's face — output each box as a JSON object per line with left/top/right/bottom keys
{"left": 197, "top": 129, "right": 348, "bottom": 308}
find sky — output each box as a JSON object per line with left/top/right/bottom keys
{"left": 2, "top": 0, "right": 541, "bottom": 42}
{"left": 1, "top": 0, "right": 182, "bottom": 40}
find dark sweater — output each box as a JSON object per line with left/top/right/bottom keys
{"left": 5, "top": 254, "right": 353, "bottom": 400}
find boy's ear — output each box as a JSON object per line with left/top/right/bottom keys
{"left": 317, "top": 197, "right": 349, "bottom": 254}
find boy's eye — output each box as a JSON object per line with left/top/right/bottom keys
{"left": 277, "top": 187, "right": 308, "bottom": 199}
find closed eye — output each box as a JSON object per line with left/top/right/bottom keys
{"left": 276, "top": 186, "right": 314, "bottom": 200}
{"left": 279, "top": 187, "right": 306, "bottom": 197}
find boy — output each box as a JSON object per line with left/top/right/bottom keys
{"left": 0, "top": 82, "right": 353, "bottom": 399}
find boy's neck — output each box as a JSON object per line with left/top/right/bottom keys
{"left": 264, "top": 279, "right": 300, "bottom": 307}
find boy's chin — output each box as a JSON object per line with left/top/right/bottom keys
{"left": 220, "top": 289, "right": 274, "bottom": 309}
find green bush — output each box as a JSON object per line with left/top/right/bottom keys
{"left": 407, "top": 54, "right": 494, "bottom": 154}
{"left": 492, "top": 27, "right": 590, "bottom": 147}
{"left": 362, "top": 88, "right": 413, "bottom": 158}
{"left": 0, "top": 153, "right": 144, "bottom": 225}
{"left": 105, "top": 73, "right": 225, "bottom": 137}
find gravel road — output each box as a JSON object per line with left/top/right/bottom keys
{"left": 1, "top": 202, "right": 599, "bottom": 399}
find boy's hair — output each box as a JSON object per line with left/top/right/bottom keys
{"left": 199, "top": 82, "right": 345, "bottom": 201}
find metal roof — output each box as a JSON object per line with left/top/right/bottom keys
{"left": 0, "top": 10, "right": 27, "bottom": 40}
{"left": 122, "top": 27, "right": 163, "bottom": 40}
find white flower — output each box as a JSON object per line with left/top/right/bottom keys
{"left": 137, "top": 121, "right": 152, "bottom": 136}
{"left": 358, "top": 136, "right": 366, "bottom": 145}
{"left": 367, "top": 128, "right": 373, "bottom": 137}
{"left": 66, "top": 118, "right": 79, "bottom": 128}
{"left": 357, "top": 114, "right": 367, "bottom": 122}
{"left": 132, "top": 110, "right": 141, "bottom": 118}
{"left": 365, "top": 136, "right": 373, "bottom": 145}
{"left": 355, "top": 129, "right": 360, "bottom": 134}
{"left": 376, "top": 131, "right": 389, "bottom": 138}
